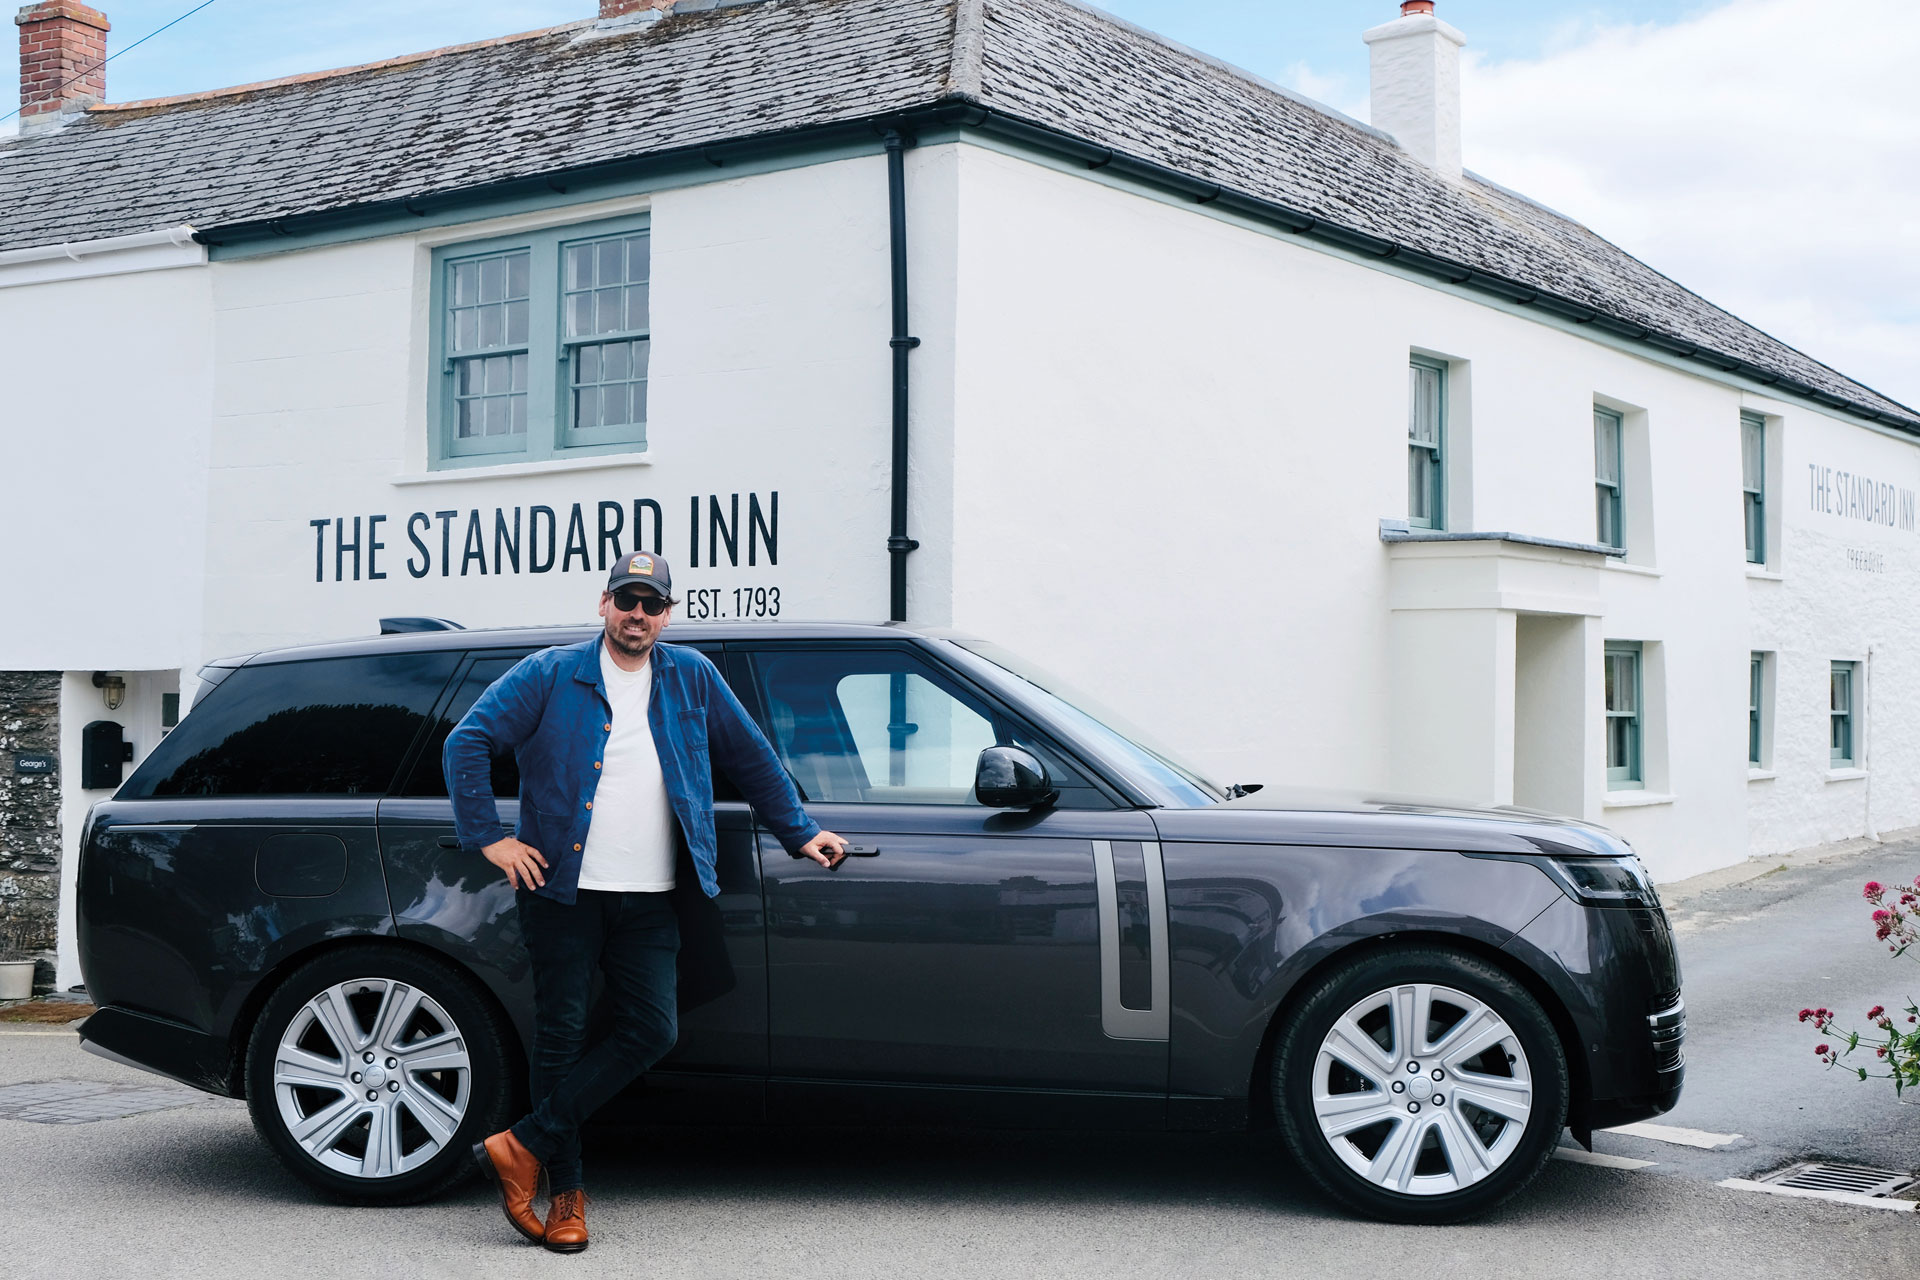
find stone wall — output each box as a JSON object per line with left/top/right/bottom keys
{"left": 0, "top": 673, "right": 61, "bottom": 994}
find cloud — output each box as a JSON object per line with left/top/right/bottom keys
{"left": 1459, "top": 0, "right": 1920, "bottom": 409}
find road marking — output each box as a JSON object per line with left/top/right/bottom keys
{"left": 0, "top": 1029, "right": 79, "bottom": 1037}
{"left": 1718, "top": 1178, "right": 1918, "bottom": 1212}
{"left": 1554, "top": 1148, "right": 1656, "bottom": 1170}
{"left": 1606, "top": 1121, "right": 1742, "bottom": 1149}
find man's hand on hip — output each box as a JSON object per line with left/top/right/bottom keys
{"left": 482, "top": 836, "right": 549, "bottom": 890}
{"left": 796, "top": 830, "right": 848, "bottom": 868}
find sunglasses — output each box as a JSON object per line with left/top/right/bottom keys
{"left": 612, "top": 588, "right": 670, "bottom": 616}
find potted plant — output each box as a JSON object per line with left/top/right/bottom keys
{"left": 0, "top": 924, "right": 37, "bottom": 1005}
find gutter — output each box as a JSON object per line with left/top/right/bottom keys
{"left": 189, "top": 98, "right": 1920, "bottom": 440}
{"left": 0, "top": 225, "right": 203, "bottom": 286}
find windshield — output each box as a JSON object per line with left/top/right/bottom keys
{"left": 945, "top": 639, "right": 1225, "bottom": 806}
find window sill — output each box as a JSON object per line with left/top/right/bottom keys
{"left": 1826, "top": 768, "right": 1868, "bottom": 782}
{"left": 392, "top": 450, "right": 653, "bottom": 486}
{"left": 1603, "top": 790, "right": 1676, "bottom": 808}
{"left": 1745, "top": 567, "right": 1784, "bottom": 581}
{"left": 1602, "top": 560, "right": 1662, "bottom": 578}
{"left": 1747, "top": 768, "right": 1776, "bottom": 781}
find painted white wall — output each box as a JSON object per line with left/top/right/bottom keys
{"left": 196, "top": 152, "right": 946, "bottom": 662}
{"left": 0, "top": 265, "right": 213, "bottom": 670}
{"left": 943, "top": 141, "right": 1920, "bottom": 881}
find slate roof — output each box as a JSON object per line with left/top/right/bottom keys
{"left": 2, "top": 0, "right": 1912, "bottom": 428}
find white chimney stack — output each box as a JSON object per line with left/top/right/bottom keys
{"left": 1363, "top": 0, "right": 1466, "bottom": 180}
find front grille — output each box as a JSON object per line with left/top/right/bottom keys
{"left": 1647, "top": 997, "right": 1685, "bottom": 1074}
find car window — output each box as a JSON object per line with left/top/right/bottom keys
{"left": 400, "top": 645, "right": 742, "bottom": 803}
{"left": 123, "top": 652, "right": 460, "bottom": 797}
{"left": 742, "top": 648, "right": 1098, "bottom": 807}
{"left": 400, "top": 655, "right": 528, "bottom": 799}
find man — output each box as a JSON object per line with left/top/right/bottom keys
{"left": 444, "top": 550, "right": 843, "bottom": 1253}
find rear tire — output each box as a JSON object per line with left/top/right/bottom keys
{"left": 1272, "top": 945, "right": 1568, "bottom": 1224}
{"left": 245, "top": 944, "right": 514, "bottom": 1204}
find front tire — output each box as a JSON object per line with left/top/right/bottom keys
{"left": 1272, "top": 945, "right": 1569, "bottom": 1224}
{"left": 244, "top": 944, "right": 514, "bottom": 1204}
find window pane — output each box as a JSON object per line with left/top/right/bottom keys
{"left": 400, "top": 656, "right": 531, "bottom": 799}
{"left": 626, "top": 282, "right": 650, "bottom": 332}
{"left": 1408, "top": 447, "right": 1431, "bottom": 523}
{"left": 479, "top": 256, "right": 505, "bottom": 304}
{"left": 484, "top": 394, "right": 508, "bottom": 436}
{"left": 567, "top": 244, "right": 593, "bottom": 291}
{"left": 455, "top": 308, "right": 478, "bottom": 352}
{"left": 603, "top": 340, "right": 630, "bottom": 383}
{"left": 1409, "top": 363, "right": 1441, "bottom": 446}
{"left": 597, "top": 239, "right": 623, "bottom": 287}
{"left": 485, "top": 355, "right": 510, "bottom": 395}
{"left": 506, "top": 251, "right": 529, "bottom": 300}
{"left": 511, "top": 352, "right": 528, "bottom": 391}
{"left": 575, "top": 386, "right": 600, "bottom": 429}
{"left": 577, "top": 344, "right": 600, "bottom": 385}
{"left": 506, "top": 299, "right": 529, "bottom": 346}
{"left": 1832, "top": 667, "right": 1850, "bottom": 713}
{"left": 596, "top": 287, "right": 622, "bottom": 334}
{"left": 632, "top": 376, "right": 648, "bottom": 425}
{"left": 1608, "top": 717, "right": 1630, "bottom": 771}
{"left": 568, "top": 291, "right": 593, "bottom": 339}
{"left": 626, "top": 234, "right": 649, "bottom": 282}
{"left": 1594, "top": 411, "right": 1620, "bottom": 483}
{"left": 1742, "top": 417, "right": 1764, "bottom": 490}
{"left": 511, "top": 393, "right": 528, "bottom": 434}
{"left": 457, "top": 397, "right": 477, "bottom": 438}
{"left": 453, "top": 261, "right": 478, "bottom": 307}
{"left": 479, "top": 304, "right": 504, "bottom": 348}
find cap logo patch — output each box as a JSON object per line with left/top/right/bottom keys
{"left": 628, "top": 554, "right": 654, "bottom": 576}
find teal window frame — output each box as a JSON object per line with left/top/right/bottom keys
{"left": 1407, "top": 356, "right": 1446, "bottom": 530}
{"left": 1604, "top": 641, "right": 1643, "bottom": 789}
{"left": 1595, "top": 406, "right": 1624, "bottom": 551}
{"left": 1831, "top": 661, "right": 1856, "bottom": 767}
{"left": 1741, "top": 410, "right": 1766, "bottom": 564}
{"left": 1748, "top": 652, "right": 1765, "bottom": 767}
{"left": 428, "top": 213, "right": 651, "bottom": 470}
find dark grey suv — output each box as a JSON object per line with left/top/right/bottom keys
{"left": 75, "top": 621, "right": 1683, "bottom": 1223}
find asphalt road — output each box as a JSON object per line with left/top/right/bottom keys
{"left": 2, "top": 841, "right": 1916, "bottom": 1279}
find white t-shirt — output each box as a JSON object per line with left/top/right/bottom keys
{"left": 575, "top": 643, "right": 678, "bottom": 892}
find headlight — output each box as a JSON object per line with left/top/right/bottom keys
{"left": 1541, "top": 856, "right": 1660, "bottom": 908}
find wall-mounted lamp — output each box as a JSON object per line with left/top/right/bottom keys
{"left": 91, "top": 671, "right": 126, "bottom": 711}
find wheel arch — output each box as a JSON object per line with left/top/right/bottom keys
{"left": 225, "top": 933, "right": 527, "bottom": 1105}
{"left": 1243, "top": 929, "right": 1589, "bottom": 1137}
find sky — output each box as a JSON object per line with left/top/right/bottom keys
{"left": 5, "top": 0, "right": 1914, "bottom": 409}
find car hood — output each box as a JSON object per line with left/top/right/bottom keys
{"left": 1150, "top": 785, "right": 1634, "bottom": 857}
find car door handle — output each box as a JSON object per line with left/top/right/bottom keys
{"left": 791, "top": 844, "right": 880, "bottom": 858}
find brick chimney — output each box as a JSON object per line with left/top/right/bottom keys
{"left": 599, "top": 0, "right": 673, "bottom": 19}
{"left": 1363, "top": 1, "right": 1466, "bottom": 180}
{"left": 16, "top": 1, "right": 109, "bottom": 134}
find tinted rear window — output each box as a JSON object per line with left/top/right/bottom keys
{"left": 124, "top": 653, "right": 460, "bottom": 797}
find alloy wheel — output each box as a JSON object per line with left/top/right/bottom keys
{"left": 1310, "top": 982, "right": 1534, "bottom": 1196}
{"left": 270, "top": 977, "right": 473, "bottom": 1179}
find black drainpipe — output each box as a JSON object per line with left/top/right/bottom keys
{"left": 883, "top": 128, "right": 920, "bottom": 622}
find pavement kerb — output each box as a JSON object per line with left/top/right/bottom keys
{"left": 1658, "top": 823, "right": 1920, "bottom": 907}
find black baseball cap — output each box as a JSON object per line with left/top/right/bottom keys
{"left": 607, "top": 551, "right": 672, "bottom": 596}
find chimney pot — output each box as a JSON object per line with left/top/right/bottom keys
{"left": 1363, "top": 3, "right": 1466, "bottom": 179}
{"left": 15, "top": 0, "right": 109, "bottom": 133}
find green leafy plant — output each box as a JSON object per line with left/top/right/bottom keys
{"left": 1800, "top": 877, "right": 1920, "bottom": 1095}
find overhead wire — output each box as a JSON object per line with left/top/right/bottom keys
{"left": 3, "top": 0, "right": 222, "bottom": 124}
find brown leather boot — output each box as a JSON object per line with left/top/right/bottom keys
{"left": 473, "top": 1130, "right": 546, "bottom": 1243}
{"left": 544, "top": 1188, "right": 590, "bottom": 1253}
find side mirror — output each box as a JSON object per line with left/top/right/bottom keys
{"left": 975, "top": 745, "right": 1059, "bottom": 810}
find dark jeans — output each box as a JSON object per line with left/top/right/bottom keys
{"left": 510, "top": 888, "right": 681, "bottom": 1192}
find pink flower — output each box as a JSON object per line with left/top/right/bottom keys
{"left": 1869, "top": 1006, "right": 1886, "bottom": 1021}
{"left": 1866, "top": 882, "right": 1885, "bottom": 899}
{"left": 1799, "top": 1008, "right": 1815, "bottom": 1022}
{"left": 1816, "top": 1044, "right": 1832, "bottom": 1055}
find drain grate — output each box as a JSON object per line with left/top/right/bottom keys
{"left": 1758, "top": 1162, "right": 1917, "bottom": 1198}
{"left": 0, "top": 1079, "right": 207, "bottom": 1125}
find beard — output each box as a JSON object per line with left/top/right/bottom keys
{"left": 603, "top": 615, "right": 656, "bottom": 661}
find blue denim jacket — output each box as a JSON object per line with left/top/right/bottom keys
{"left": 443, "top": 637, "right": 820, "bottom": 903}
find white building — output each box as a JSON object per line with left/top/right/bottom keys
{"left": 3, "top": 0, "right": 1916, "bottom": 992}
